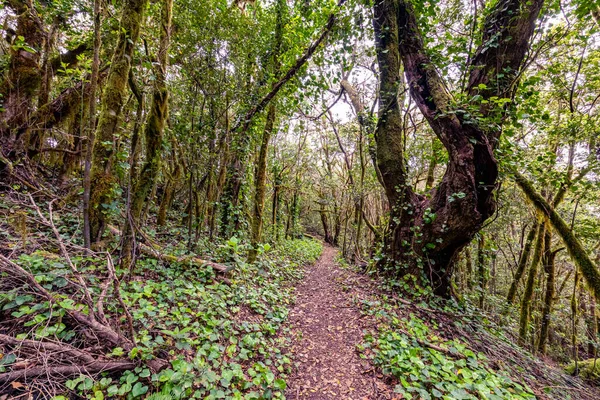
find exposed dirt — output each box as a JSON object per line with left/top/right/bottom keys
{"left": 284, "top": 244, "right": 600, "bottom": 400}
{"left": 285, "top": 245, "right": 393, "bottom": 399}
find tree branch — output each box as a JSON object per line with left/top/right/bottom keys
{"left": 231, "top": 0, "right": 347, "bottom": 133}
{"left": 513, "top": 171, "right": 600, "bottom": 300}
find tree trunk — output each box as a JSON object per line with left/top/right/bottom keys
{"left": 248, "top": 0, "right": 285, "bottom": 262}
{"left": 586, "top": 293, "right": 598, "bottom": 358}
{"left": 465, "top": 247, "right": 473, "bottom": 290}
{"left": 507, "top": 221, "right": 539, "bottom": 304}
{"left": 0, "top": 0, "right": 44, "bottom": 148}
{"left": 372, "top": 0, "right": 544, "bottom": 297}
{"left": 120, "top": 0, "right": 172, "bottom": 269}
{"left": 82, "top": 0, "right": 101, "bottom": 248}
{"left": 477, "top": 234, "right": 487, "bottom": 309}
{"left": 88, "top": 0, "right": 148, "bottom": 243}
{"left": 248, "top": 104, "right": 277, "bottom": 262}
{"left": 519, "top": 221, "right": 546, "bottom": 345}
{"left": 538, "top": 227, "right": 560, "bottom": 354}
{"left": 319, "top": 203, "right": 333, "bottom": 245}
{"left": 514, "top": 171, "right": 600, "bottom": 301}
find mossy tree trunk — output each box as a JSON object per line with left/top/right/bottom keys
{"left": 538, "top": 227, "right": 561, "bottom": 354}
{"left": 157, "top": 151, "right": 181, "bottom": 227}
{"left": 0, "top": 0, "right": 44, "bottom": 158}
{"left": 248, "top": 104, "right": 277, "bottom": 262}
{"left": 514, "top": 171, "right": 600, "bottom": 301}
{"left": 271, "top": 164, "right": 283, "bottom": 241}
{"left": 519, "top": 220, "right": 546, "bottom": 345}
{"left": 88, "top": 0, "right": 148, "bottom": 243}
{"left": 477, "top": 234, "right": 488, "bottom": 309}
{"left": 507, "top": 221, "right": 539, "bottom": 304}
{"left": 248, "top": 0, "right": 285, "bottom": 262}
{"left": 372, "top": 0, "right": 544, "bottom": 297}
{"left": 120, "top": 0, "right": 172, "bottom": 269}
{"left": 585, "top": 293, "right": 598, "bottom": 358}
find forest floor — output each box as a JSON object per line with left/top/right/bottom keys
{"left": 285, "top": 245, "right": 392, "bottom": 399}
{"left": 284, "top": 244, "right": 600, "bottom": 400}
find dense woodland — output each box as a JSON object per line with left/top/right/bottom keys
{"left": 1, "top": 0, "right": 600, "bottom": 398}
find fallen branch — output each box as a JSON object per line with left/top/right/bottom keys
{"left": 106, "top": 253, "right": 136, "bottom": 345}
{"left": 0, "top": 360, "right": 136, "bottom": 383}
{"left": 397, "top": 328, "right": 467, "bottom": 359}
{"left": 107, "top": 225, "right": 231, "bottom": 273}
{"left": 0, "top": 254, "right": 168, "bottom": 372}
{"left": 30, "top": 196, "right": 95, "bottom": 311}
{"left": 0, "top": 253, "right": 133, "bottom": 351}
{"left": 0, "top": 334, "right": 96, "bottom": 364}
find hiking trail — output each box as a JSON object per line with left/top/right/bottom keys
{"left": 285, "top": 245, "right": 392, "bottom": 399}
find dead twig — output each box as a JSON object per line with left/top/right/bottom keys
{"left": 28, "top": 195, "right": 95, "bottom": 312}
{"left": 106, "top": 253, "right": 136, "bottom": 346}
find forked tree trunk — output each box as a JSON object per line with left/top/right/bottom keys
{"left": 372, "top": 0, "right": 544, "bottom": 297}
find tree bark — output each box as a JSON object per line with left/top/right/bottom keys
{"left": 121, "top": 0, "right": 172, "bottom": 269}
{"left": 519, "top": 220, "right": 546, "bottom": 345}
{"left": 514, "top": 171, "right": 600, "bottom": 301}
{"left": 248, "top": 104, "right": 277, "bottom": 262}
{"left": 88, "top": 0, "right": 148, "bottom": 243}
{"left": 0, "top": 0, "right": 44, "bottom": 144}
{"left": 372, "top": 0, "right": 544, "bottom": 297}
{"left": 477, "top": 234, "right": 487, "bottom": 308}
{"left": 507, "top": 221, "right": 539, "bottom": 304}
{"left": 538, "top": 228, "right": 561, "bottom": 354}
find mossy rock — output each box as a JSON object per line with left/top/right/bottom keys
{"left": 565, "top": 359, "right": 600, "bottom": 382}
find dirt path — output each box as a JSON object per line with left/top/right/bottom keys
{"left": 285, "top": 245, "right": 392, "bottom": 399}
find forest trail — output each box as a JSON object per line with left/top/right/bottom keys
{"left": 285, "top": 245, "right": 391, "bottom": 399}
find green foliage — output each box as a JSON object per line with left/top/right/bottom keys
{"left": 565, "top": 359, "right": 600, "bottom": 382}
{"left": 53, "top": 238, "right": 321, "bottom": 399}
{"left": 358, "top": 302, "right": 536, "bottom": 399}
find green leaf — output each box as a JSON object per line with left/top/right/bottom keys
{"left": 132, "top": 382, "right": 148, "bottom": 397}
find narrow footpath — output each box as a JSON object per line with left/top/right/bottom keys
{"left": 285, "top": 245, "right": 392, "bottom": 399}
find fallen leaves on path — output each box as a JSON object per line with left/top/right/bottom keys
{"left": 285, "top": 245, "right": 393, "bottom": 400}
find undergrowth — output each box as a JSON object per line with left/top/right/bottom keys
{"left": 356, "top": 295, "right": 537, "bottom": 399}
{"left": 1, "top": 237, "right": 322, "bottom": 399}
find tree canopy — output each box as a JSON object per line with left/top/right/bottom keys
{"left": 1, "top": 0, "right": 600, "bottom": 398}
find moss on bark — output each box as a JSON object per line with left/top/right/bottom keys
{"left": 89, "top": 0, "right": 148, "bottom": 242}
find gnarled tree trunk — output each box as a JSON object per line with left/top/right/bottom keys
{"left": 372, "top": 0, "right": 544, "bottom": 297}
